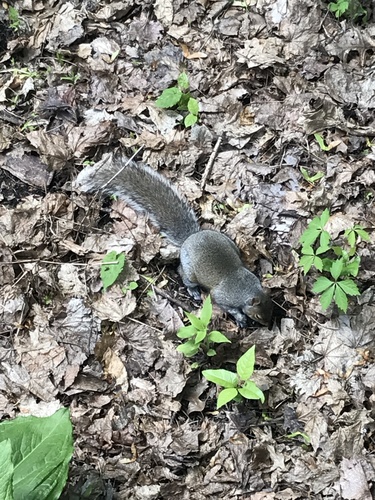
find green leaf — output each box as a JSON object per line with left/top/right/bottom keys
{"left": 301, "top": 245, "right": 314, "bottom": 256}
{"left": 184, "top": 113, "right": 198, "bottom": 127}
{"left": 207, "top": 331, "right": 231, "bottom": 344}
{"left": 217, "top": 388, "right": 238, "bottom": 408}
{"left": 178, "top": 93, "right": 190, "bottom": 110}
{"left": 185, "top": 311, "right": 205, "bottom": 331}
{"left": 334, "top": 285, "right": 348, "bottom": 312}
{"left": 202, "top": 369, "right": 238, "bottom": 388}
{"left": 337, "top": 279, "right": 360, "bottom": 296}
{"left": 307, "top": 215, "right": 323, "bottom": 231}
{"left": 345, "top": 229, "right": 356, "bottom": 248}
{"left": 176, "top": 325, "right": 197, "bottom": 339}
{"left": 127, "top": 281, "right": 138, "bottom": 291}
{"left": 331, "top": 246, "right": 343, "bottom": 257}
{"left": 300, "top": 167, "right": 324, "bottom": 183}
{"left": 313, "top": 256, "right": 323, "bottom": 272}
{"left": 155, "top": 87, "right": 182, "bottom": 108}
{"left": 319, "top": 230, "right": 330, "bottom": 249}
{"left": 0, "top": 439, "right": 13, "bottom": 500}
{"left": 187, "top": 98, "right": 199, "bottom": 115}
{"left": 195, "top": 329, "right": 207, "bottom": 344}
{"left": 236, "top": 345, "right": 256, "bottom": 381}
{"left": 320, "top": 285, "right": 335, "bottom": 310}
{"left": 286, "top": 431, "right": 311, "bottom": 445}
{"left": 0, "top": 408, "right": 73, "bottom": 500}
{"left": 177, "top": 72, "right": 189, "bottom": 90}
{"left": 300, "top": 255, "right": 314, "bottom": 274}
{"left": 322, "top": 258, "right": 334, "bottom": 271}
{"left": 199, "top": 296, "right": 212, "bottom": 327}
{"left": 355, "top": 228, "right": 370, "bottom": 241}
{"left": 314, "top": 133, "right": 330, "bottom": 151}
{"left": 312, "top": 276, "right": 334, "bottom": 293}
{"left": 316, "top": 243, "right": 330, "bottom": 255}
{"left": 239, "top": 381, "right": 265, "bottom": 403}
{"left": 342, "top": 257, "right": 360, "bottom": 277}
{"left": 176, "top": 340, "right": 199, "bottom": 357}
{"left": 206, "top": 349, "right": 216, "bottom": 357}
{"left": 101, "top": 251, "right": 126, "bottom": 291}
{"left": 330, "top": 258, "right": 344, "bottom": 280}
{"left": 320, "top": 208, "right": 330, "bottom": 226}
{"left": 299, "top": 228, "right": 320, "bottom": 246}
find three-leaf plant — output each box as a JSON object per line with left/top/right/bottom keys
{"left": 203, "top": 346, "right": 265, "bottom": 408}
{"left": 299, "top": 209, "right": 369, "bottom": 312}
{"left": 155, "top": 72, "right": 199, "bottom": 128}
{"left": 177, "top": 296, "right": 231, "bottom": 357}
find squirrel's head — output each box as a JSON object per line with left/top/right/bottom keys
{"left": 243, "top": 293, "right": 273, "bottom": 327}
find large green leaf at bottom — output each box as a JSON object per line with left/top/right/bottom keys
{"left": 0, "top": 408, "right": 74, "bottom": 500}
{"left": 0, "top": 439, "right": 14, "bottom": 500}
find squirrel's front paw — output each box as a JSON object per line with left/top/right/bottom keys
{"left": 187, "top": 286, "right": 202, "bottom": 302}
{"left": 226, "top": 308, "right": 248, "bottom": 328}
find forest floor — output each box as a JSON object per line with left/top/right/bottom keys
{"left": 0, "top": 0, "right": 375, "bottom": 498}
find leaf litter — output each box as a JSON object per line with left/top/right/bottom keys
{"left": 0, "top": 0, "right": 375, "bottom": 498}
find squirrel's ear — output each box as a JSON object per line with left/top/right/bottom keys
{"left": 252, "top": 297, "right": 261, "bottom": 306}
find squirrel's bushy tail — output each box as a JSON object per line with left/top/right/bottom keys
{"left": 75, "top": 153, "right": 200, "bottom": 246}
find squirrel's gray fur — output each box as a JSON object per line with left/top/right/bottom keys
{"left": 75, "top": 153, "right": 273, "bottom": 327}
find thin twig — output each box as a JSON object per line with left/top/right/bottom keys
{"left": 201, "top": 135, "right": 223, "bottom": 189}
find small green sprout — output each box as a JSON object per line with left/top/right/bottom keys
{"left": 328, "top": 0, "right": 367, "bottom": 20}
{"left": 122, "top": 281, "right": 138, "bottom": 293}
{"left": 101, "top": 251, "right": 126, "bottom": 291}
{"left": 177, "top": 296, "right": 231, "bottom": 358}
{"left": 61, "top": 70, "right": 81, "bottom": 84}
{"left": 203, "top": 346, "right": 265, "bottom": 408}
{"left": 8, "top": 6, "right": 20, "bottom": 30}
{"left": 155, "top": 72, "right": 199, "bottom": 128}
{"left": 300, "top": 166, "right": 324, "bottom": 185}
{"left": 286, "top": 432, "right": 311, "bottom": 446}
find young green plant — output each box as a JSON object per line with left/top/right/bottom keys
{"left": 155, "top": 72, "right": 199, "bottom": 128}
{"left": 177, "top": 296, "right": 231, "bottom": 358}
{"left": 101, "top": 250, "right": 126, "bottom": 291}
{"left": 328, "top": 0, "right": 367, "bottom": 20}
{"left": 8, "top": 6, "right": 20, "bottom": 30}
{"left": 203, "top": 346, "right": 265, "bottom": 409}
{"left": 300, "top": 166, "right": 324, "bottom": 185}
{"left": 299, "top": 209, "right": 369, "bottom": 312}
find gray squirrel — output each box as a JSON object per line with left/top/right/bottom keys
{"left": 75, "top": 153, "right": 273, "bottom": 327}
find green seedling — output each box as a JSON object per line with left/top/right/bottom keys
{"left": 299, "top": 209, "right": 369, "bottom": 312}
{"left": 203, "top": 346, "right": 265, "bottom": 409}
{"left": 122, "top": 281, "right": 138, "bottom": 293}
{"left": 101, "top": 251, "right": 126, "bottom": 291}
{"left": 177, "top": 296, "right": 231, "bottom": 357}
{"left": 0, "top": 408, "right": 73, "bottom": 499}
{"left": 300, "top": 166, "right": 324, "bottom": 184}
{"left": 61, "top": 70, "right": 81, "bottom": 84}
{"left": 8, "top": 6, "right": 20, "bottom": 30}
{"left": 286, "top": 431, "right": 311, "bottom": 446}
{"left": 21, "top": 119, "right": 38, "bottom": 132}
{"left": 155, "top": 72, "right": 199, "bottom": 128}
{"left": 314, "top": 133, "right": 343, "bottom": 152}
{"left": 328, "top": 0, "right": 367, "bottom": 20}
{"left": 10, "top": 67, "right": 39, "bottom": 79}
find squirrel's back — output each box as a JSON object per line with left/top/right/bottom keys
{"left": 75, "top": 153, "right": 200, "bottom": 246}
